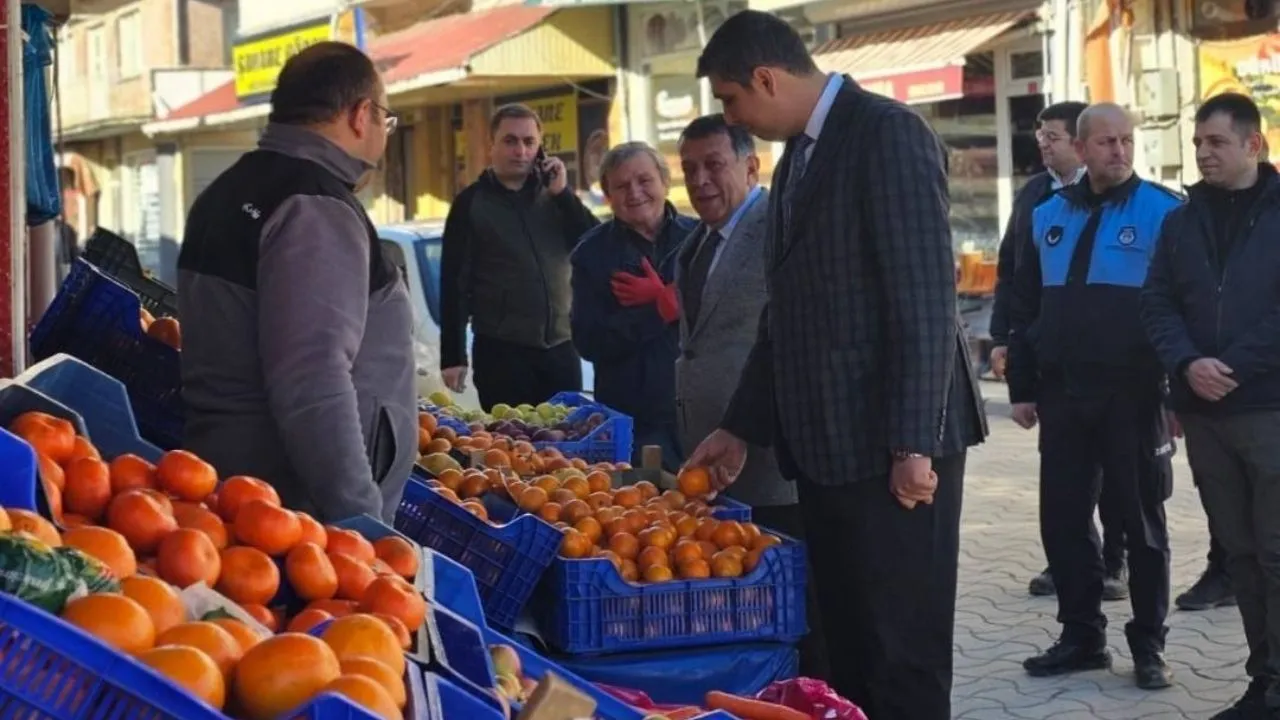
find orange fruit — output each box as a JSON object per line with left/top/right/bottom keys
{"left": 677, "top": 467, "right": 712, "bottom": 498}
{"left": 137, "top": 488, "right": 175, "bottom": 515}
{"left": 171, "top": 502, "right": 229, "bottom": 550}
{"left": 619, "top": 558, "right": 639, "bottom": 582}
{"left": 372, "top": 613, "right": 413, "bottom": 650}
{"left": 613, "top": 486, "right": 642, "bottom": 508}
{"left": 59, "top": 512, "right": 92, "bottom": 530}
{"left": 622, "top": 509, "right": 648, "bottom": 534}
{"left": 155, "top": 621, "right": 244, "bottom": 679}
{"left": 372, "top": 536, "right": 419, "bottom": 580}
{"left": 66, "top": 436, "right": 101, "bottom": 464}
{"left": 0, "top": 507, "right": 10, "bottom": 532}
{"left": 586, "top": 491, "right": 613, "bottom": 511}
{"left": 585, "top": 470, "right": 612, "bottom": 494}
{"left": 137, "top": 645, "right": 226, "bottom": 709}
{"left": 296, "top": 512, "right": 327, "bottom": 548}
{"left": 285, "top": 542, "right": 339, "bottom": 601}
{"left": 122, "top": 575, "right": 187, "bottom": 635}
{"left": 234, "top": 499, "right": 302, "bottom": 556}
{"left": 322, "top": 674, "right": 400, "bottom": 720}
{"left": 671, "top": 540, "right": 702, "bottom": 568}
{"left": 39, "top": 462, "right": 62, "bottom": 523}
{"left": 108, "top": 453, "right": 157, "bottom": 494}
{"left": 710, "top": 520, "right": 746, "bottom": 550}
{"left": 147, "top": 317, "right": 182, "bottom": 349}
{"left": 306, "top": 598, "right": 360, "bottom": 618}
{"left": 678, "top": 557, "right": 711, "bottom": 579}
{"left": 560, "top": 499, "right": 592, "bottom": 525}
{"left": 639, "top": 525, "right": 676, "bottom": 550}
{"left": 216, "top": 546, "right": 280, "bottom": 605}
{"left": 752, "top": 533, "right": 782, "bottom": 551}
{"left": 320, "top": 613, "right": 406, "bottom": 675}
{"left": 61, "top": 592, "right": 156, "bottom": 654}
{"left": 232, "top": 633, "right": 341, "bottom": 720}
{"left": 105, "top": 489, "right": 177, "bottom": 554}
{"left": 325, "top": 527, "right": 376, "bottom": 564}
{"left": 573, "top": 516, "right": 603, "bottom": 544}
{"left": 156, "top": 527, "right": 222, "bottom": 589}
{"left": 211, "top": 617, "right": 264, "bottom": 653}
{"left": 10, "top": 412, "right": 76, "bottom": 464}
{"left": 598, "top": 549, "right": 623, "bottom": 572}
{"left": 662, "top": 489, "right": 688, "bottom": 509}
{"left": 240, "top": 603, "right": 279, "bottom": 632}
{"left": 740, "top": 522, "right": 763, "bottom": 548}
{"left": 330, "top": 552, "right": 377, "bottom": 601}
{"left": 562, "top": 476, "right": 590, "bottom": 500}
{"left": 518, "top": 485, "right": 549, "bottom": 513}
{"left": 418, "top": 413, "right": 437, "bottom": 434}
{"left": 9, "top": 509, "right": 61, "bottom": 546}
{"left": 359, "top": 575, "right": 427, "bottom": 631}
{"left": 460, "top": 500, "right": 488, "bottom": 521}
{"left": 62, "top": 457, "right": 112, "bottom": 520}
{"left": 156, "top": 450, "right": 217, "bottom": 502}
{"left": 642, "top": 564, "right": 673, "bottom": 583}
{"left": 286, "top": 607, "right": 334, "bottom": 633}
{"left": 697, "top": 540, "right": 719, "bottom": 560}
{"left": 636, "top": 545, "right": 668, "bottom": 570}
{"left": 694, "top": 518, "right": 719, "bottom": 543}
{"left": 607, "top": 532, "right": 639, "bottom": 561}
{"left": 743, "top": 547, "right": 765, "bottom": 573}
{"left": 710, "top": 550, "right": 743, "bottom": 578}
{"left": 216, "top": 476, "right": 280, "bottom": 522}
{"left": 340, "top": 656, "right": 407, "bottom": 709}
{"left": 538, "top": 502, "right": 562, "bottom": 523}
{"left": 37, "top": 452, "right": 64, "bottom": 491}
{"left": 61, "top": 525, "right": 137, "bottom": 579}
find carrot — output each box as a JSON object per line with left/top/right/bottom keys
{"left": 704, "top": 690, "right": 810, "bottom": 720}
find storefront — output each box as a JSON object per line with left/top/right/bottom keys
{"left": 1193, "top": 1, "right": 1280, "bottom": 166}
{"left": 809, "top": 2, "right": 1048, "bottom": 256}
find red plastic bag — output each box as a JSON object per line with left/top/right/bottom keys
{"left": 755, "top": 678, "right": 869, "bottom": 720}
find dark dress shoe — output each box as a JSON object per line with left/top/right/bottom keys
{"left": 1029, "top": 568, "right": 1055, "bottom": 597}
{"left": 1177, "top": 567, "right": 1236, "bottom": 611}
{"left": 1024, "top": 641, "right": 1112, "bottom": 677}
{"left": 1134, "top": 653, "right": 1173, "bottom": 689}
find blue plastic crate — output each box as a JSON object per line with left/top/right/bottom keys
{"left": 422, "top": 670, "right": 504, "bottom": 720}
{"left": 395, "top": 478, "right": 561, "bottom": 631}
{"left": 483, "top": 627, "right": 645, "bottom": 720}
{"left": 303, "top": 624, "right": 426, "bottom": 720}
{"left": 536, "top": 535, "right": 807, "bottom": 655}
{"left": 0, "top": 381, "right": 95, "bottom": 515}
{"left": 420, "top": 547, "right": 488, "bottom": 631}
{"left": 709, "top": 495, "right": 751, "bottom": 522}
{"left": 413, "top": 603, "right": 503, "bottom": 712}
{"left": 16, "top": 353, "right": 163, "bottom": 462}
{"left": 28, "top": 259, "right": 184, "bottom": 450}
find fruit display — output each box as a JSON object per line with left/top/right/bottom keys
{"left": 423, "top": 391, "right": 575, "bottom": 428}
{"left": 140, "top": 308, "right": 182, "bottom": 350}
{"left": 528, "top": 468, "right": 781, "bottom": 584}
{"left": 422, "top": 394, "right": 616, "bottom": 443}
{"left": 418, "top": 410, "right": 631, "bottom": 480}
{"left": 1, "top": 410, "right": 426, "bottom": 719}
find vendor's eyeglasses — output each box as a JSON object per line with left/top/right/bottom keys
{"left": 371, "top": 101, "right": 399, "bottom": 134}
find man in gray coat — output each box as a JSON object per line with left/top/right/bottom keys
{"left": 177, "top": 42, "right": 417, "bottom": 524}
{"left": 674, "top": 114, "right": 827, "bottom": 680}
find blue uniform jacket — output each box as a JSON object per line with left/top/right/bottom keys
{"left": 1007, "top": 174, "right": 1184, "bottom": 403}
{"left": 1142, "top": 165, "right": 1280, "bottom": 416}
{"left": 570, "top": 205, "right": 697, "bottom": 425}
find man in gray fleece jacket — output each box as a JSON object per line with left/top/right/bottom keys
{"left": 177, "top": 42, "right": 417, "bottom": 524}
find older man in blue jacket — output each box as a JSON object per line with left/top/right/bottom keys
{"left": 1142, "top": 92, "right": 1280, "bottom": 720}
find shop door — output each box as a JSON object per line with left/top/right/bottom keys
{"left": 384, "top": 126, "right": 412, "bottom": 221}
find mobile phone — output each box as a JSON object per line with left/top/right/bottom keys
{"left": 534, "top": 147, "right": 555, "bottom": 185}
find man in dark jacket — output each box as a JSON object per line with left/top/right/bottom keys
{"left": 572, "top": 142, "right": 697, "bottom": 471}
{"left": 992, "top": 102, "right": 1131, "bottom": 602}
{"left": 440, "top": 104, "right": 600, "bottom": 409}
{"left": 1141, "top": 93, "right": 1280, "bottom": 719}
{"left": 178, "top": 42, "right": 417, "bottom": 524}
{"left": 1009, "top": 103, "right": 1181, "bottom": 689}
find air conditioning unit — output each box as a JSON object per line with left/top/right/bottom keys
{"left": 1136, "top": 68, "right": 1180, "bottom": 119}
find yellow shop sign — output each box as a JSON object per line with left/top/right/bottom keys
{"left": 233, "top": 14, "right": 358, "bottom": 100}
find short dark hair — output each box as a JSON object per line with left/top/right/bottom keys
{"left": 1196, "top": 92, "right": 1262, "bottom": 138}
{"left": 678, "top": 114, "right": 755, "bottom": 157}
{"left": 489, "top": 104, "right": 542, "bottom": 139}
{"left": 268, "top": 42, "right": 380, "bottom": 126}
{"left": 1036, "top": 102, "right": 1089, "bottom": 138}
{"left": 696, "top": 10, "right": 818, "bottom": 86}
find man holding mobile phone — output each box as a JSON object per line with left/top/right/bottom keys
{"left": 441, "top": 104, "right": 601, "bottom": 409}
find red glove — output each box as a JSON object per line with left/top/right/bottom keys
{"left": 610, "top": 257, "right": 680, "bottom": 324}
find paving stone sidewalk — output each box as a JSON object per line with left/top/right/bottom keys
{"left": 955, "top": 388, "right": 1247, "bottom": 719}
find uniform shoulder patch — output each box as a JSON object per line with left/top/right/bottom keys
{"left": 1045, "top": 226, "right": 1065, "bottom": 246}
{"left": 1117, "top": 225, "right": 1137, "bottom": 246}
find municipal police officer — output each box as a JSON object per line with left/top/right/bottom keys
{"left": 1007, "top": 103, "right": 1181, "bottom": 690}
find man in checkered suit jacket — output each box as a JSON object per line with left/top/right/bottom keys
{"left": 685, "top": 11, "right": 989, "bottom": 720}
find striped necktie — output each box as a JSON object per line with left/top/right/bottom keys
{"left": 781, "top": 134, "right": 813, "bottom": 242}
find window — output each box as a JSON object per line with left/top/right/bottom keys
{"left": 1009, "top": 50, "right": 1044, "bottom": 81}
{"left": 56, "top": 28, "right": 76, "bottom": 82}
{"left": 115, "top": 11, "right": 143, "bottom": 79}
{"left": 87, "top": 25, "right": 107, "bottom": 120}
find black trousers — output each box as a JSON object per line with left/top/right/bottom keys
{"left": 752, "top": 503, "right": 830, "bottom": 683}
{"left": 630, "top": 420, "right": 685, "bottom": 473}
{"left": 471, "top": 335, "right": 582, "bottom": 411}
{"left": 797, "top": 453, "right": 965, "bottom": 720}
{"left": 1038, "top": 381, "right": 1172, "bottom": 654}
{"left": 1182, "top": 412, "right": 1280, "bottom": 678}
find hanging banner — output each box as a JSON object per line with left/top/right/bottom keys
{"left": 526, "top": 94, "right": 579, "bottom": 156}
{"left": 1199, "top": 33, "right": 1280, "bottom": 156}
